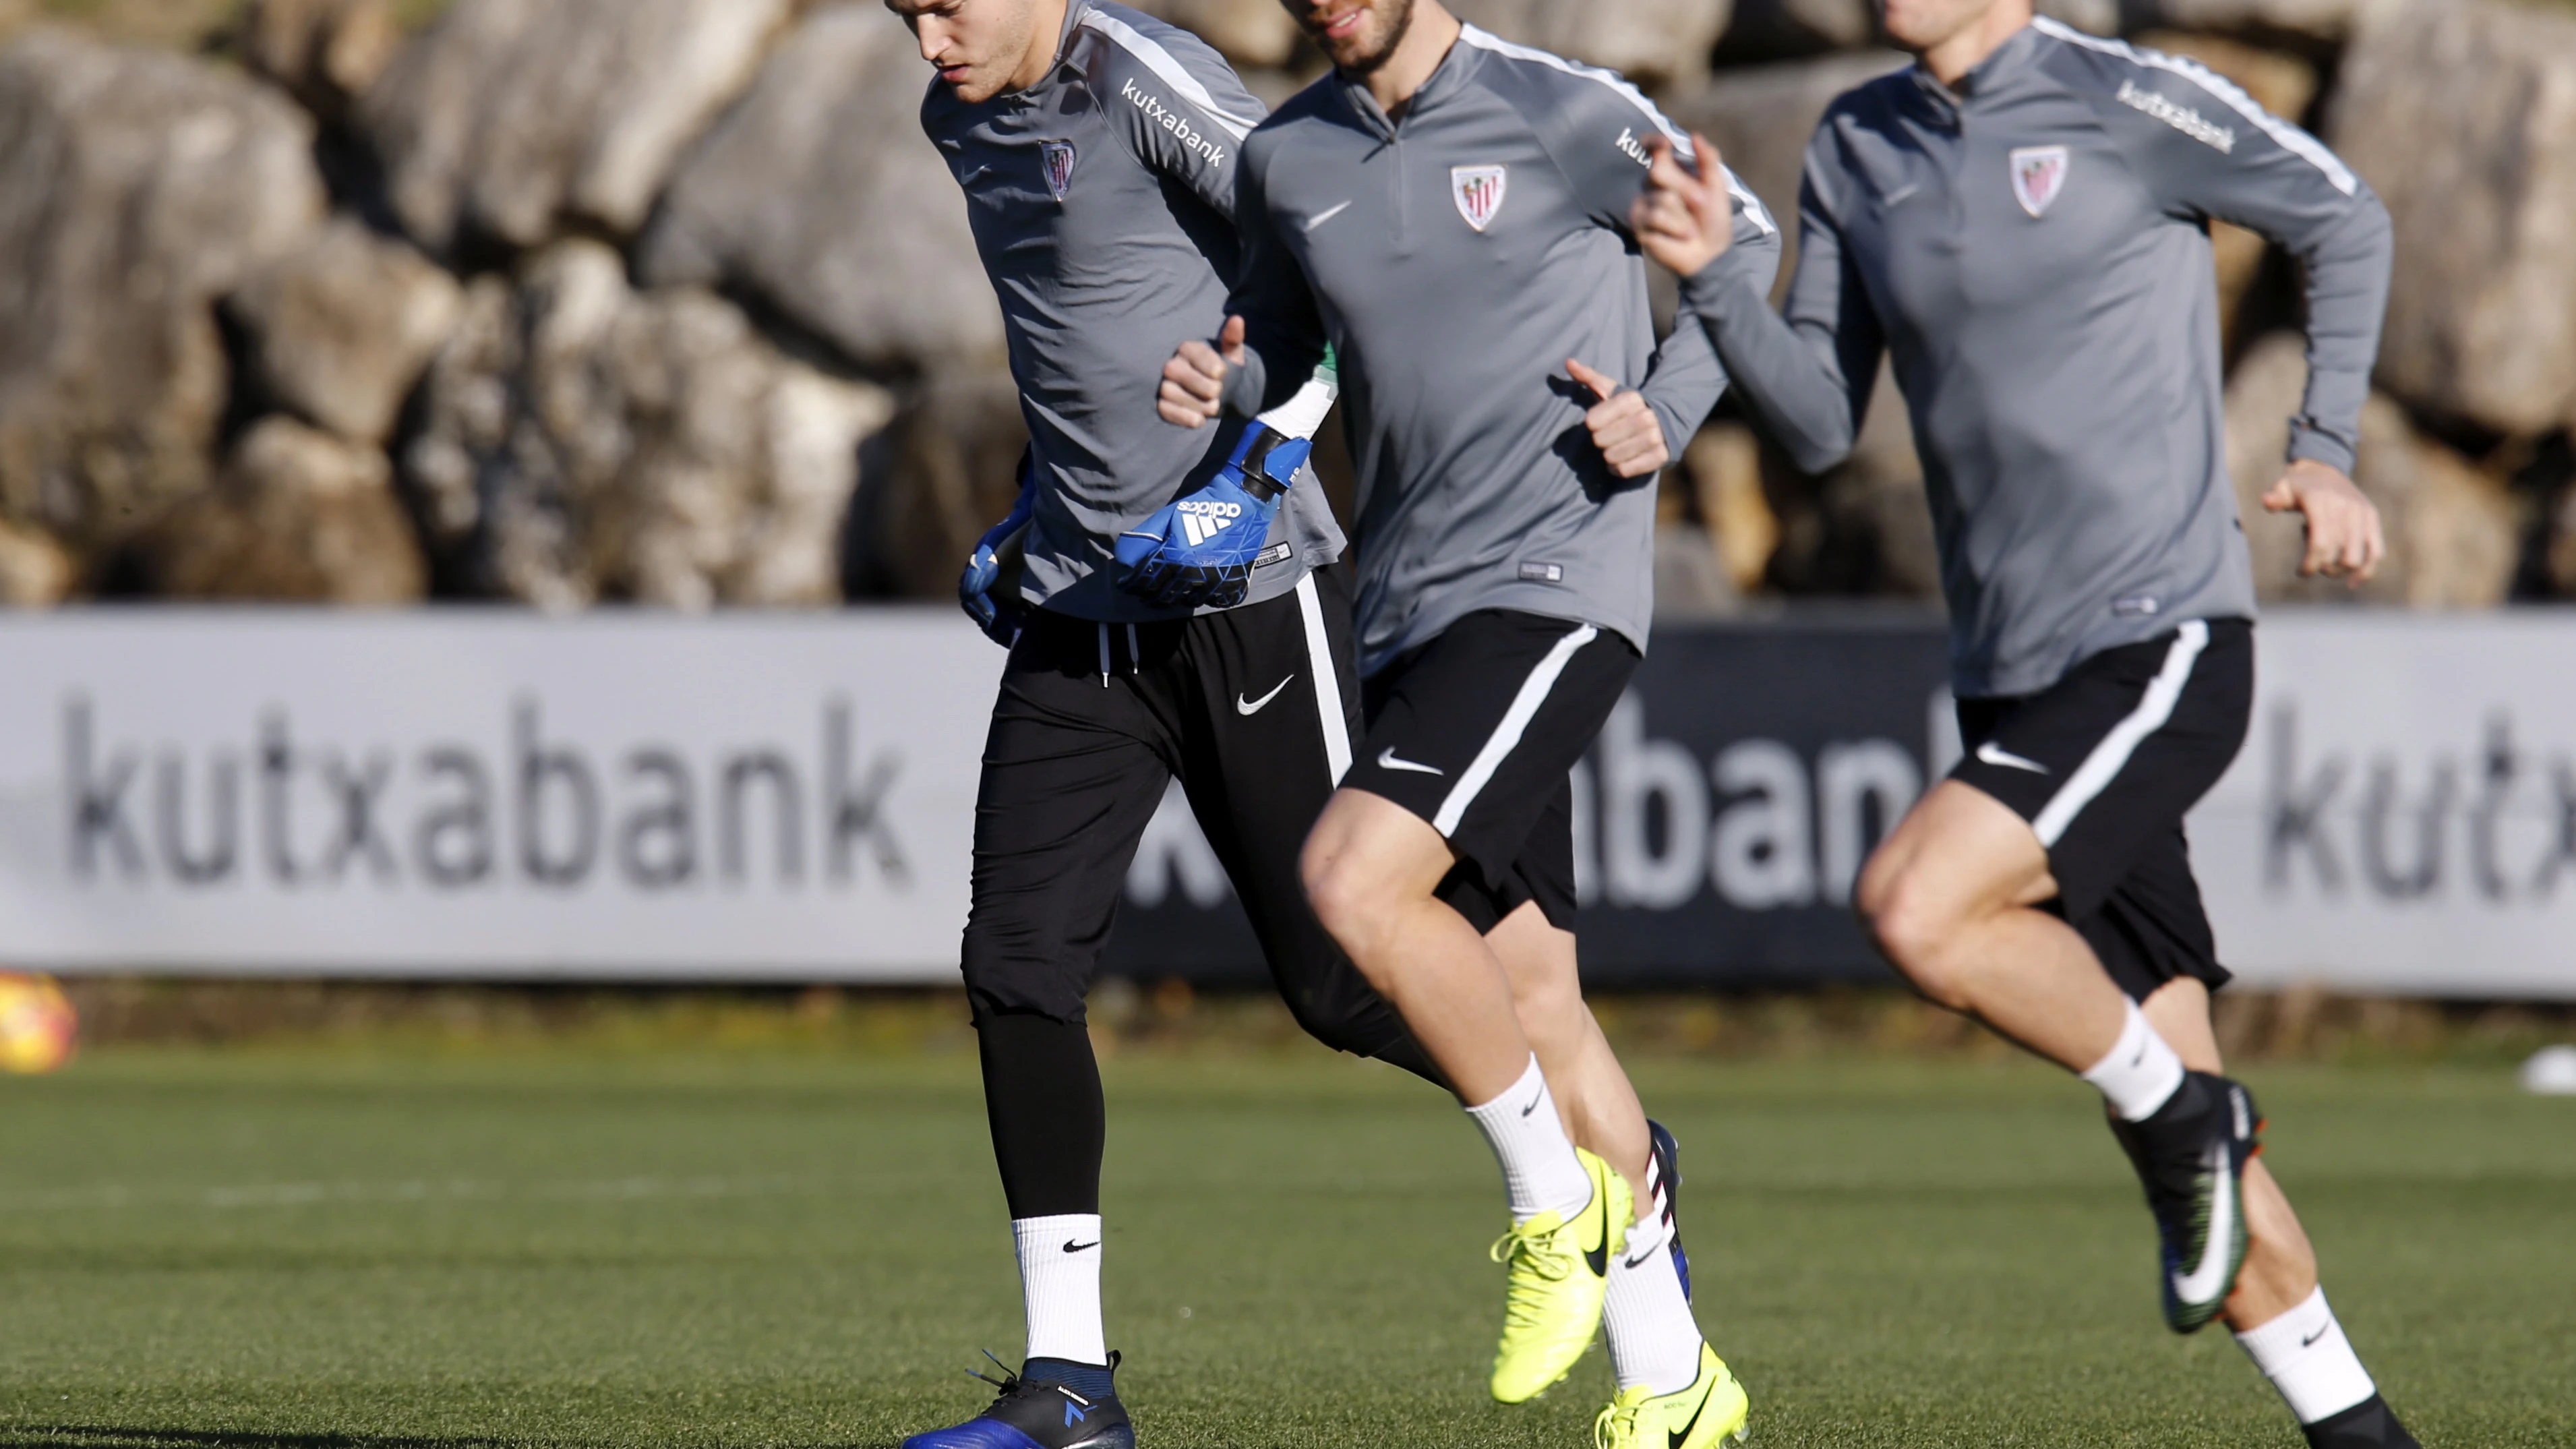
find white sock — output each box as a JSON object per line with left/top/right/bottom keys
{"left": 2234, "top": 1286, "right": 2377, "bottom": 1425}
{"left": 1013, "top": 1214, "right": 1107, "bottom": 1365}
{"left": 1463, "top": 1055, "right": 1594, "bottom": 1221}
{"left": 2080, "top": 998, "right": 2187, "bottom": 1121}
{"left": 1603, "top": 1206, "right": 1704, "bottom": 1395}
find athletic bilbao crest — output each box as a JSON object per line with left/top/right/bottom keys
{"left": 1451, "top": 164, "right": 1507, "bottom": 232}
{"left": 2010, "top": 145, "right": 2069, "bottom": 218}
{"left": 1042, "top": 142, "right": 1077, "bottom": 201}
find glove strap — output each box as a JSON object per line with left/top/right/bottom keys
{"left": 1234, "top": 428, "right": 1294, "bottom": 503}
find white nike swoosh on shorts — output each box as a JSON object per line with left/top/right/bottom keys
{"left": 1976, "top": 740, "right": 2051, "bottom": 775}
{"left": 1375, "top": 747, "right": 1443, "bottom": 776}
{"left": 1236, "top": 676, "right": 1294, "bottom": 715}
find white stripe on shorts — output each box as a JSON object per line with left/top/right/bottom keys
{"left": 1294, "top": 573, "right": 1353, "bottom": 785}
{"left": 1431, "top": 624, "right": 1598, "bottom": 837}
{"left": 2030, "top": 620, "right": 2211, "bottom": 847}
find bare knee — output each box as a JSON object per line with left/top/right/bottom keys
{"left": 1857, "top": 856, "right": 1976, "bottom": 1009}
{"left": 1301, "top": 836, "right": 1408, "bottom": 994}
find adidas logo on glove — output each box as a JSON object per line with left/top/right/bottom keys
{"left": 1177, "top": 498, "right": 1243, "bottom": 548}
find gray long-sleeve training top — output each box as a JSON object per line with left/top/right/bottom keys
{"left": 1679, "top": 18, "right": 2393, "bottom": 699}
{"left": 920, "top": 0, "right": 1342, "bottom": 622}
{"left": 1222, "top": 26, "right": 1780, "bottom": 676}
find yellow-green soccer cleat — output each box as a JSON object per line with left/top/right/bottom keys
{"left": 1488, "top": 1146, "right": 1631, "bottom": 1404}
{"left": 1592, "top": 1342, "right": 1751, "bottom": 1449}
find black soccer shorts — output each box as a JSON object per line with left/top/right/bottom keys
{"left": 1344, "top": 610, "right": 1638, "bottom": 933}
{"left": 1949, "top": 617, "right": 2254, "bottom": 1002}
{"left": 961, "top": 564, "right": 1416, "bottom": 1062}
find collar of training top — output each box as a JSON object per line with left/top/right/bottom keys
{"left": 992, "top": 0, "right": 1092, "bottom": 109}
{"left": 1331, "top": 22, "right": 1483, "bottom": 140}
{"left": 1909, "top": 20, "right": 2047, "bottom": 113}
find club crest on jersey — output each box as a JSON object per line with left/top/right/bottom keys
{"left": 2010, "top": 145, "right": 2069, "bottom": 218}
{"left": 1451, "top": 164, "right": 1507, "bottom": 232}
{"left": 1042, "top": 142, "right": 1077, "bottom": 201}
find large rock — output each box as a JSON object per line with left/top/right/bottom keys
{"left": 401, "top": 239, "right": 896, "bottom": 610}
{"left": 1127, "top": 0, "right": 1302, "bottom": 69}
{"left": 362, "top": 0, "right": 797, "bottom": 257}
{"left": 122, "top": 417, "right": 426, "bottom": 603}
{"left": 0, "top": 30, "right": 326, "bottom": 550}
{"left": 1714, "top": 0, "right": 1873, "bottom": 63}
{"left": 0, "top": 517, "right": 77, "bottom": 606}
{"left": 1447, "top": 0, "right": 1733, "bottom": 90}
{"left": 243, "top": 0, "right": 402, "bottom": 118}
{"left": 846, "top": 370, "right": 1031, "bottom": 601}
{"left": 226, "top": 220, "right": 464, "bottom": 444}
{"left": 2225, "top": 332, "right": 2518, "bottom": 608}
{"left": 2130, "top": 0, "right": 2363, "bottom": 43}
{"left": 1667, "top": 51, "right": 1909, "bottom": 294}
{"left": 639, "top": 3, "right": 1002, "bottom": 373}
{"left": 1718, "top": 0, "right": 2104, "bottom": 61}
{"left": 2331, "top": 0, "right": 2576, "bottom": 436}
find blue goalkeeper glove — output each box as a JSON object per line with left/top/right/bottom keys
{"left": 1114, "top": 423, "right": 1310, "bottom": 611}
{"left": 959, "top": 461, "right": 1035, "bottom": 647}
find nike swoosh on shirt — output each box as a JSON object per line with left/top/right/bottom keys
{"left": 1976, "top": 740, "right": 2051, "bottom": 775}
{"left": 1236, "top": 675, "right": 1294, "bottom": 715}
{"left": 1375, "top": 748, "right": 1443, "bottom": 776}
{"left": 1881, "top": 181, "right": 1921, "bottom": 207}
{"left": 1303, "top": 199, "right": 1354, "bottom": 232}
{"left": 2169, "top": 1139, "right": 2238, "bottom": 1307}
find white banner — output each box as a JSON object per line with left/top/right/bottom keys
{"left": 0, "top": 610, "right": 1002, "bottom": 980}
{"left": 2194, "top": 614, "right": 2576, "bottom": 997}
{"left": 4, "top": 610, "right": 2574, "bottom": 996}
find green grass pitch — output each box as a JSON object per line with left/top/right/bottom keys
{"left": 2, "top": 1038, "right": 2569, "bottom": 1448}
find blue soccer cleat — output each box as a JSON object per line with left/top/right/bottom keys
{"left": 904, "top": 1351, "right": 1133, "bottom": 1449}
{"left": 1648, "top": 1119, "right": 1691, "bottom": 1302}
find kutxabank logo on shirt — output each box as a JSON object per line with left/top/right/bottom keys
{"left": 2010, "top": 145, "right": 2070, "bottom": 218}
{"left": 2115, "top": 79, "right": 2236, "bottom": 154}
{"left": 1452, "top": 164, "right": 1506, "bottom": 232}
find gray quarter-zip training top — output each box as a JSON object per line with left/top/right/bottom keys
{"left": 1222, "top": 26, "right": 1781, "bottom": 676}
{"left": 1679, "top": 18, "right": 2392, "bottom": 697}
{"left": 920, "top": 0, "right": 1342, "bottom": 622}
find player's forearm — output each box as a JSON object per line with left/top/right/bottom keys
{"left": 1634, "top": 315, "right": 1727, "bottom": 487}
{"left": 1679, "top": 265, "right": 1859, "bottom": 475}
{"left": 2284, "top": 195, "right": 2393, "bottom": 474}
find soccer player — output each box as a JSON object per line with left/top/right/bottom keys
{"left": 897, "top": 2, "right": 1694, "bottom": 1446}
{"left": 1158, "top": 1, "right": 1777, "bottom": 1443}
{"left": 1628, "top": 2, "right": 2417, "bottom": 1445}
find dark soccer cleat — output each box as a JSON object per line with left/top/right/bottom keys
{"left": 1646, "top": 1119, "right": 1691, "bottom": 1302}
{"left": 2300, "top": 1394, "right": 2421, "bottom": 1449}
{"left": 2107, "top": 1070, "right": 2259, "bottom": 1334}
{"left": 903, "top": 1351, "right": 1134, "bottom": 1449}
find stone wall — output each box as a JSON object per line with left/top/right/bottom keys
{"left": 0, "top": 0, "right": 2566, "bottom": 613}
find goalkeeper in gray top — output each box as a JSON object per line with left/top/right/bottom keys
{"left": 1632, "top": 3, "right": 2414, "bottom": 1447}
{"left": 1160, "top": 1, "right": 1776, "bottom": 1442}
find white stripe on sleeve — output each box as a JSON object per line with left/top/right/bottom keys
{"left": 2033, "top": 16, "right": 2357, "bottom": 196}
{"left": 1457, "top": 24, "right": 1777, "bottom": 235}
{"left": 1079, "top": 10, "right": 1257, "bottom": 141}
